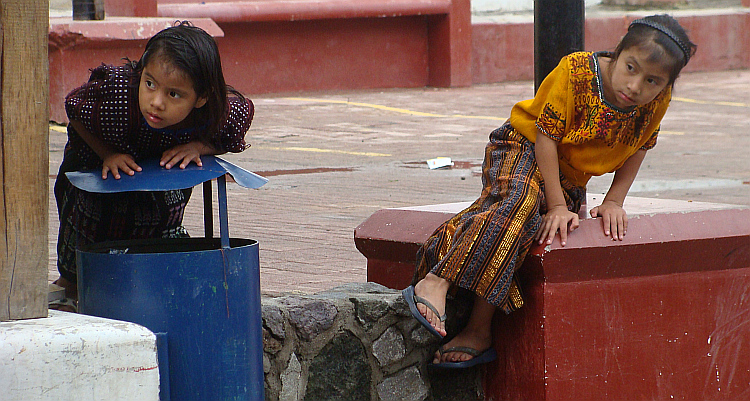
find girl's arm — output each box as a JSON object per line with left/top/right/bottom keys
{"left": 534, "top": 130, "right": 580, "bottom": 246}
{"left": 69, "top": 120, "right": 141, "bottom": 180}
{"left": 589, "top": 149, "right": 647, "bottom": 241}
{"left": 160, "top": 97, "right": 254, "bottom": 169}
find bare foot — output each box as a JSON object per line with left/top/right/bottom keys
{"left": 433, "top": 327, "right": 492, "bottom": 364}
{"left": 433, "top": 295, "right": 495, "bottom": 364}
{"left": 50, "top": 277, "right": 78, "bottom": 313}
{"left": 414, "top": 273, "right": 451, "bottom": 337}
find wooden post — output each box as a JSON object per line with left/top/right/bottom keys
{"left": 0, "top": 0, "right": 49, "bottom": 321}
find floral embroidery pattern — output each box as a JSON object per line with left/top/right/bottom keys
{"left": 537, "top": 52, "right": 665, "bottom": 151}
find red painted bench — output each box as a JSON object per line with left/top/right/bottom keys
{"left": 156, "top": 0, "right": 471, "bottom": 94}
{"left": 48, "top": 0, "right": 470, "bottom": 123}
{"left": 354, "top": 195, "right": 750, "bottom": 399}
{"left": 48, "top": 17, "right": 223, "bottom": 123}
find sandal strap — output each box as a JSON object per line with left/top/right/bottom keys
{"left": 413, "top": 294, "right": 446, "bottom": 322}
{"left": 439, "top": 346, "right": 482, "bottom": 357}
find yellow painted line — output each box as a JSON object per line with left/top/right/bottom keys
{"left": 292, "top": 96, "right": 750, "bottom": 118}
{"left": 673, "top": 97, "right": 748, "bottom": 107}
{"left": 716, "top": 101, "right": 748, "bottom": 107}
{"left": 258, "top": 146, "right": 391, "bottom": 157}
{"left": 450, "top": 114, "right": 506, "bottom": 121}
{"left": 673, "top": 96, "right": 709, "bottom": 104}
{"left": 49, "top": 124, "right": 67, "bottom": 133}
{"left": 286, "top": 97, "right": 505, "bottom": 121}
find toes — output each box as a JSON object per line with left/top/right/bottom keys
{"left": 416, "top": 301, "right": 446, "bottom": 335}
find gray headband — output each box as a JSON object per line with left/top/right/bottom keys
{"left": 629, "top": 18, "right": 691, "bottom": 64}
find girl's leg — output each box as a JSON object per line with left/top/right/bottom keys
{"left": 433, "top": 295, "right": 495, "bottom": 363}
{"left": 410, "top": 125, "right": 539, "bottom": 339}
{"left": 413, "top": 272, "right": 452, "bottom": 337}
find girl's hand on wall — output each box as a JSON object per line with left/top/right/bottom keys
{"left": 161, "top": 141, "right": 214, "bottom": 169}
{"left": 102, "top": 153, "right": 141, "bottom": 180}
{"left": 535, "top": 205, "right": 580, "bottom": 247}
{"left": 589, "top": 201, "right": 628, "bottom": 240}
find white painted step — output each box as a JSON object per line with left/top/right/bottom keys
{"left": 0, "top": 310, "right": 159, "bottom": 401}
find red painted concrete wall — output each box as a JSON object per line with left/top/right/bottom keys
{"left": 486, "top": 209, "right": 750, "bottom": 400}
{"left": 216, "top": 18, "right": 430, "bottom": 96}
{"left": 103, "top": 0, "right": 157, "bottom": 17}
{"left": 472, "top": 11, "right": 750, "bottom": 84}
{"left": 48, "top": 8, "right": 749, "bottom": 123}
{"left": 471, "top": 21, "right": 534, "bottom": 84}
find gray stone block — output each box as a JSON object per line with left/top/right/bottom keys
{"left": 281, "top": 353, "right": 302, "bottom": 401}
{"left": 376, "top": 366, "right": 428, "bottom": 401}
{"left": 305, "top": 332, "right": 371, "bottom": 401}
{"left": 372, "top": 326, "right": 406, "bottom": 366}
{"left": 263, "top": 304, "right": 286, "bottom": 339}
{"left": 283, "top": 298, "right": 338, "bottom": 341}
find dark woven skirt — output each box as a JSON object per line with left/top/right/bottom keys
{"left": 54, "top": 158, "right": 192, "bottom": 283}
{"left": 414, "top": 123, "right": 585, "bottom": 313}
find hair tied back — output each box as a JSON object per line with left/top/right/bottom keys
{"left": 629, "top": 18, "right": 692, "bottom": 64}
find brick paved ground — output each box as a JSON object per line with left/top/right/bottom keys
{"left": 47, "top": 68, "right": 750, "bottom": 296}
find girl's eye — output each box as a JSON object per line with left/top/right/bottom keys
{"left": 169, "top": 91, "right": 181, "bottom": 99}
{"left": 145, "top": 80, "right": 155, "bottom": 89}
{"left": 626, "top": 64, "right": 635, "bottom": 72}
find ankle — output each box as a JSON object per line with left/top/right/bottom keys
{"left": 421, "top": 273, "right": 451, "bottom": 291}
{"left": 54, "top": 277, "right": 78, "bottom": 300}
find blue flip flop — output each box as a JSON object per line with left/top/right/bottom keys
{"left": 402, "top": 285, "right": 445, "bottom": 339}
{"left": 429, "top": 346, "right": 497, "bottom": 369}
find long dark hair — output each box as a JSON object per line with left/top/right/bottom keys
{"left": 132, "top": 21, "right": 245, "bottom": 140}
{"left": 612, "top": 14, "right": 697, "bottom": 86}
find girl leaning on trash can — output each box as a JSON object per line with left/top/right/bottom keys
{"left": 50, "top": 21, "right": 254, "bottom": 312}
{"left": 404, "top": 14, "right": 696, "bottom": 369}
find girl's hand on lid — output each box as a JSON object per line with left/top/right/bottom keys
{"left": 160, "top": 141, "right": 215, "bottom": 170}
{"left": 102, "top": 153, "right": 141, "bottom": 180}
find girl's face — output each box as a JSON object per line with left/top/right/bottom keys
{"left": 139, "top": 60, "right": 207, "bottom": 129}
{"left": 604, "top": 45, "right": 671, "bottom": 109}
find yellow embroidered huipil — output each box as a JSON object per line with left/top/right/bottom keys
{"left": 511, "top": 51, "right": 671, "bottom": 187}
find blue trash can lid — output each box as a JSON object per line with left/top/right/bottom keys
{"left": 65, "top": 156, "right": 268, "bottom": 193}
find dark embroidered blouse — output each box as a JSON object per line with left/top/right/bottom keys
{"left": 64, "top": 64, "right": 253, "bottom": 169}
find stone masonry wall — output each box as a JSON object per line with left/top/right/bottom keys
{"left": 261, "top": 282, "right": 484, "bottom": 401}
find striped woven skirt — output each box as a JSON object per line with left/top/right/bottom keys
{"left": 414, "top": 123, "right": 585, "bottom": 313}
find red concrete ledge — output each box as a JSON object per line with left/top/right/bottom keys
{"left": 355, "top": 197, "right": 750, "bottom": 399}
{"left": 49, "top": 17, "right": 223, "bottom": 44}
{"left": 354, "top": 195, "right": 748, "bottom": 289}
{"left": 158, "top": 0, "right": 452, "bottom": 23}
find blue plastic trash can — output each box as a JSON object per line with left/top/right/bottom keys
{"left": 72, "top": 156, "right": 268, "bottom": 401}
